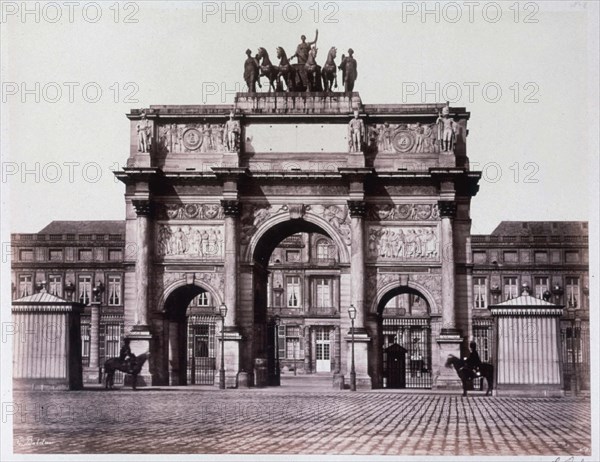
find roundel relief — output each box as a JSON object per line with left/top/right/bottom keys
{"left": 392, "top": 130, "right": 416, "bottom": 152}
{"left": 182, "top": 128, "right": 203, "bottom": 151}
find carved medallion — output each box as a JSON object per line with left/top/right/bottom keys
{"left": 393, "top": 130, "right": 416, "bottom": 153}
{"left": 182, "top": 128, "right": 203, "bottom": 151}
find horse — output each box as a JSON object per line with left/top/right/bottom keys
{"left": 304, "top": 46, "right": 321, "bottom": 92}
{"left": 276, "top": 46, "right": 297, "bottom": 91}
{"left": 104, "top": 352, "right": 149, "bottom": 390}
{"left": 321, "top": 46, "right": 338, "bottom": 92}
{"left": 445, "top": 354, "right": 494, "bottom": 397}
{"left": 256, "top": 47, "right": 279, "bottom": 92}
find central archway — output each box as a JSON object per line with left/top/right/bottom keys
{"left": 247, "top": 218, "right": 347, "bottom": 386}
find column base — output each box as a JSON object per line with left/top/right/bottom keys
{"left": 345, "top": 331, "right": 372, "bottom": 390}
{"left": 127, "top": 327, "right": 153, "bottom": 387}
{"left": 83, "top": 366, "right": 101, "bottom": 384}
{"left": 219, "top": 330, "right": 242, "bottom": 388}
{"left": 434, "top": 333, "right": 463, "bottom": 390}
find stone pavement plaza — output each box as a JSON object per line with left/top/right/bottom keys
{"left": 9, "top": 384, "right": 591, "bottom": 457}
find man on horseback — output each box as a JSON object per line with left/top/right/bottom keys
{"left": 119, "top": 338, "right": 136, "bottom": 374}
{"left": 461, "top": 341, "right": 482, "bottom": 379}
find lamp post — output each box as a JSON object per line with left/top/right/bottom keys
{"left": 218, "top": 303, "right": 227, "bottom": 390}
{"left": 348, "top": 304, "right": 356, "bottom": 391}
{"left": 273, "top": 315, "right": 280, "bottom": 386}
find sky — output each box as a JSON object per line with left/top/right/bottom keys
{"left": 1, "top": 1, "right": 599, "bottom": 236}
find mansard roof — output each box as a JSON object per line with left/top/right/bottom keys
{"left": 488, "top": 221, "right": 587, "bottom": 237}
{"left": 38, "top": 220, "right": 125, "bottom": 235}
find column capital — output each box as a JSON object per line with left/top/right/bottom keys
{"left": 347, "top": 200, "right": 367, "bottom": 218}
{"left": 132, "top": 199, "right": 152, "bottom": 216}
{"left": 437, "top": 200, "right": 457, "bottom": 218}
{"left": 221, "top": 199, "right": 241, "bottom": 217}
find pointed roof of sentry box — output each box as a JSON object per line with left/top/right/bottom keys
{"left": 13, "top": 288, "right": 69, "bottom": 304}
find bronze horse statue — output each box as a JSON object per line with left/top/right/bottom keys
{"left": 256, "top": 47, "right": 280, "bottom": 92}
{"left": 104, "top": 352, "right": 149, "bottom": 390}
{"left": 321, "top": 46, "right": 338, "bottom": 92}
{"left": 276, "top": 46, "right": 297, "bottom": 92}
{"left": 445, "top": 354, "right": 494, "bottom": 397}
{"left": 304, "top": 45, "right": 321, "bottom": 92}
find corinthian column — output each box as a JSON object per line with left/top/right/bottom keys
{"left": 345, "top": 200, "right": 371, "bottom": 389}
{"left": 348, "top": 200, "right": 366, "bottom": 328}
{"left": 221, "top": 199, "right": 239, "bottom": 328}
{"left": 438, "top": 200, "right": 457, "bottom": 334}
{"left": 132, "top": 199, "right": 152, "bottom": 328}
{"left": 220, "top": 199, "right": 242, "bottom": 387}
{"left": 435, "top": 200, "right": 462, "bottom": 390}
{"left": 128, "top": 198, "right": 153, "bottom": 387}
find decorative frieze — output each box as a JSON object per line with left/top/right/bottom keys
{"left": 368, "top": 226, "right": 439, "bottom": 261}
{"left": 157, "top": 122, "right": 239, "bottom": 154}
{"left": 156, "top": 225, "right": 224, "bottom": 258}
{"left": 156, "top": 203, "right": 224, "bottom": 220}
{"left": 368, "top": 122, "right": 440, "bottom": 153}
{"left": 367, "top": 203, "right": 440, "bottom": 221}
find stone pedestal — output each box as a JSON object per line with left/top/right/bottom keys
{"left": 221, "top": 330, "right": 242, "bottom": 388}
{"left": 345, "top": 331, "right": 372, "bottom": 389}
{"left": 435, "top": 333, "right": 463, "bottom": 389}
{"left": 125, "top": 327, "right": 152, "bottom": 387}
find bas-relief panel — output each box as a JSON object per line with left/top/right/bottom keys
{"left": 156, "top": 122, "right": 239, "bottom": 154}
{"left": 368, "top": 226, "right": 440, "bottom": 262}
{"left": 156, "top": 225, "right": 224, "bottom": 259}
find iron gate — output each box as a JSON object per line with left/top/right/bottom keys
{"left": 560, "top": 319, "right": 590, "bottom": 391}
{"left": 187, "top": 318, "right": 216, "bottom": 385}
{"left": 382, "top": 318, "right": 432, "bottom": 389}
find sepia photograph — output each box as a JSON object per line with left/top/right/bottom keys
{"left": 1, "top": 1, "right": 598, "bottom": 461}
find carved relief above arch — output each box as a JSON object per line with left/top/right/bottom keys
{"left": 243, "top": 206, "right": 352, "bottom": 265}
{"left": 368, "top": 273, "right": 441, "bottom": 316}
{"left": 155, "top": 271, "right": 224, "bottom": 313}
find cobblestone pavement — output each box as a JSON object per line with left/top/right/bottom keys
{"left": 9, "top": 387, "right": 591, "bottom": 456}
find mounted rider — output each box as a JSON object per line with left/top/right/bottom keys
{"left": 119, "top": 338, "right": 136, "bottom": 374}
{"left": 462, "top": 341, "right": 482, "bottom": 379}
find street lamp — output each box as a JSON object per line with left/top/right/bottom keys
{"left": 218, "top": 303, "right": 228, "bottom": 390}
{"left": 273, "top": 315, "right": 280, "bottom": 386}
{"left": 348, "top": 304, "right": 357, "bottom": 392}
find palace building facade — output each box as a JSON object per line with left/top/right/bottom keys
{"left": 10, "top": 92, "right": 590, "bottom": 391}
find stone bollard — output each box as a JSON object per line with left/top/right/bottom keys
{"left": 333, "top": 373, "right": 345, "bottom": 390}
{"left": 254, "top": 358, "right": 268, "bottom": 388}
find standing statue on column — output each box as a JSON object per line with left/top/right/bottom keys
{"left": 348, "top": 110, "right": 365, "bottom": 152}
{"left": 339, "top": 48, "right": 358, "bottom": 92}
{"left": 436, "top": 105, "right": 456, "bottom": 152}
{"left": 223, "top": 112, "right": 240, "bottom": 152}
{"left": 137, "top": 114, "right": 151, "bottom": 152}
{"left": 290, "top": 29, "right": 318, "bottom": 64}
{"left": 243, "top": 49, "right": 261, "bottom": 93}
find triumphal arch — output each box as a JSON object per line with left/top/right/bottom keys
{"left": 116, "top": 50, "right": 480, "bottom": 389}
